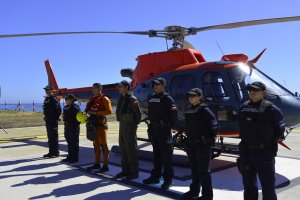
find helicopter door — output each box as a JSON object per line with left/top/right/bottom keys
{"left": 170, "top": 73, "right": 197, "bottom": 121}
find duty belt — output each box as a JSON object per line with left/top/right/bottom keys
{"left": 150, "top": 120, "right": 171, "bottom": 128}
{"left": 245, "top": 143, "right": 270, "bottom": 150}
{"left": 187, "top": 135, "right": 211, "bottom": 144}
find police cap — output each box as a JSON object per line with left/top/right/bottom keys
{"left": 246, "top": 81, "right": 266, "bottom": 91}
{"left": 43, "top": 85, "right": 52, "bottom": 90}
{"left": 118, "top": 80, "right": 131, "bottom": 88}
{"left": 187, "top": 88, "right": 203, "bottom": 96}
{"left": 93, "top": 83, "right": 102, "bottom": 88}
{"left": 152, "top": 77, "right": 166, "bottom": 86}
{"left": 65, "top": 94, "right": 77, "bottom": 101}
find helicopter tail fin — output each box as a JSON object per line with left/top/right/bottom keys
{"left": 278, "top": 140, "right": 291, "bottom": 150}
{"left": 44, "top": 59, "right": 59, "bottom": 91}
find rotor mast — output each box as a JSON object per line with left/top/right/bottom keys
{"left": 149, "top": 25, "right": 197, "bottom": 50}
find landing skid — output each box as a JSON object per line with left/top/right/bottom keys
{"left": 136, "top": 131, "right": 239, "bottom": 160}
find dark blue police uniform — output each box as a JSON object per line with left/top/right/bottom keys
{"left": 143, "top": 91, "right": 178, "bottom": 188}
{"left": 63, "top": 102, "right": 81, "bottom": 162}
{"left": 238, "top": 100, "right": 285, "bottom": 200}
{"left": 43, "top": 95, "right": 62, "bottom": 157}
{"left": 182, "top": 102, "right": 219, "bottom": 200}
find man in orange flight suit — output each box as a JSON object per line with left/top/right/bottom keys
{"left": 86, "top": 83, "right": 112, "bottom": 173}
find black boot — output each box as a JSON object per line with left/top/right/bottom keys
{"left": 143, "top": 176, "right": 160, "bottom": 184}
{"left": 180, "top": 190, "right": 199, "bottom": 199}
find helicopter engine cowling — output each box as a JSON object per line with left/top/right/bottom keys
{"left": 120, "top": 68, "right": 134, "bottom": 79}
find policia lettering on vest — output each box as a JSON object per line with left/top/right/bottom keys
{"left": 181, "top": 88, "right": 219, "bottom": 200}
{"left": 143, "top": 77, "right": 178, "bottom": 191}
{"left": 237, "top": 81, "right": 285, "bottom": 200}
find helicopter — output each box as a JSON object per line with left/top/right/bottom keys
{"left": 2, "top": 16, "right": 300, "bottom": 156}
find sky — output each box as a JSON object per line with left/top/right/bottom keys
{"left": 0, "top": 0, "right": 300, "bottom": 103}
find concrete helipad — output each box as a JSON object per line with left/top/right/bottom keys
{"left": 0, "top": 123, "right": 300, "bottom": 199}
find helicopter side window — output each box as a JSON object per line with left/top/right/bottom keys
{"left": 201, "top": 72, "right": 229, "bottom": 101}
{"left": 170, "top": 74, "right": 197, "bottom": 117}
{"left": 171, "top": 74, "right": 197, "bottom": 99}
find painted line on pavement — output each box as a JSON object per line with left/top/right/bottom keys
{"left": 0, "top": 130, "right": 147, "bottom": 143}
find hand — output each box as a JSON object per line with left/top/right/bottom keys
{"left": 87, "top": 110, "right": 95, "bottom": 115}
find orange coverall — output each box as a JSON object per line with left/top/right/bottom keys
{"left": 86, "top": 94, "right": 112, "bottom": 166}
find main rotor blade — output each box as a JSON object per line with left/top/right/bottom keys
{"left": 195, "top": 16, "right": 300, "bottom": 32}
{"left": 0, "top": 31, "right": 150, "bottom": 38}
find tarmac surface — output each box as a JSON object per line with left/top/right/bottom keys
{"left": 0, "top": 122, "right": 300, "bottom": 200}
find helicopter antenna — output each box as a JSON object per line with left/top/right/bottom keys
{"left": 283, "top": 79, "right": 287, "bottom": 87}
{"left": 216, "top": 41, "right": 225, "bottom": 56}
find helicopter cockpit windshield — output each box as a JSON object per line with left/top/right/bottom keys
{"left": 228, "top": 64, "right": 292, "bottom": 102}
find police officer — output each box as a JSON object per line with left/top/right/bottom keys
{"left": 181, "top": 88, "right": 219, "bottom": 200}
{"left": 238, "top": 81, "right": 285, "bottom": 200}
{"left": 62, "top": 94, "right": 81, "bottom": 163}
{"left": 115, "top": 80, "right": 142, "bottom": 179}
{"left": 143, "top": 77, "right": 178, "bottom": 190}
{"left": 43, "top": 85, "right": 62, "bottom": 158}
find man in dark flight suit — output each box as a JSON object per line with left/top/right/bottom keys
{"left": 181, "top": 88, "right": 219, "bottom": 200}
{"left": 143, "top": 77, "right": 178, "bottom": 190}
{"left": 115, "top": 80, "right": 142, "bottom": 180}
{"left": 43, "top": 85, "right": 62, "bottom": 158}
{"left": 238, "top": 81, "right": 285, "bottom": 200}
{"left": 62, "top": 94, "right": 81, "bottom": 163}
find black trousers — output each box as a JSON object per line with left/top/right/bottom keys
{"left": 186, "top": 141, "right": 213, "bottom": 199}
{"left": 148, "top": 127, "right": 174, "bottom": 182}
{"left": 64, "top": 125, "right": 80, "bottom": 161}
{"left": 46, "top": 120, "right": 59, "bottom": 155}
{"left": 239, "top": 144, "right": 277, "bottom": 200}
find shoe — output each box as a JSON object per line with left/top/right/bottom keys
{"left": 43, "top": 153, "right": 52, "bottom": 158}
{"left": 195, "top": 196, "right": 212, "bottom": 200}
{"left": 95, "top": 165, "right": 109, "bottom": 173}
{"left": 126, "top": 173, "right": 139, "bottom": 180}
{"left": 86, "top": 164, "right": 100, "bottom": 170}
{"left": 143, "top": 176, "right": 160, "bottom": 184}
{"left": 62, "top": 158, "right": 70, "bottom": 162}
{"left": 115, "top": 171, "right": 128, "bottom": 178}
{"left": 161, "top": 181, "right": 172, "bottom": 190}
{"left": 43, "top": 153, "right": 59, "bottom": 158}
{"left": 69, "top": 159, "right": 78, "bottom": 163}
{"left": 180, "top": 190, "right": 199, "bottom": 199}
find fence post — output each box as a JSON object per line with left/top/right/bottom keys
{"left": 32, "top": 100, "right": 35, "bottom": 112}
{"left": 15, "top": 100, "right": 25, "bottom": 111}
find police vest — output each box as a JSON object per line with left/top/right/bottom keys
{"left": 63, "top": 104, "right": 80, "bottom": 126}
{"left": 184, "top": 103, "right": 211, "bottom": 138}
{"left": 43, "top": 95, "right": 61, "bottom": 120}
{"left": 239, "top": 100, "right": 274, "bottom": 144}
{"left": 148, "top": 93, "right": 172, "bottom": 124}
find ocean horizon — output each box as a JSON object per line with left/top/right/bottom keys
{"left": 0, "top": 102, "right": 87, "bottom": 112}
